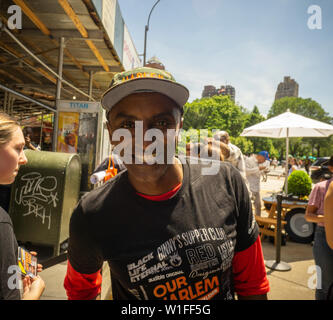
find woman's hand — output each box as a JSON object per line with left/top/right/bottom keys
{"left": 30, "top": 251, "right": 43, "bottom": 273}
{"left": 22, "top": 275, "right": 45, "bottom": 300}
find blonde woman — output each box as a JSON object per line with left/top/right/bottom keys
{"left": 0, "top": 112, "right": 45, "bottom": 300}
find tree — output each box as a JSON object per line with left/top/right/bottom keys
{"left": 243, "top": 106, "right": 275, "bottom": 154}
{"left": 183, "top": 95, "right": 246, "bottom": 136}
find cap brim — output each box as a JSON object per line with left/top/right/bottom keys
{"left": 101, "top": 78, "right": 189, "bottom": 112}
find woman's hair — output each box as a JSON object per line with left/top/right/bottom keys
{"left": 0, "top": 112, "right": 20, "bottom": 147}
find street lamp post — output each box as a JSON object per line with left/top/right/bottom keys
{"left": 143, "top": 0, "right": 161, "bottom": 66}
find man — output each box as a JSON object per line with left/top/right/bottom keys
{"left": 244, "top": 151, "right": 270, "bottom": 217}
{"left": 64, "top": 67, "right": 269, "bottom": 300}
{"left": 23, "top": 127, "right": 41, "bottom": 151}
{"left": 213, "top": 131, "right": 246, "bottom": 180}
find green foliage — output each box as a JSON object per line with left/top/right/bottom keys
{"left": 183, "top": 95, "right": 246, "bottom": 136}
{"left": 182, "top": 95, "right": 332, "bottom": 159}
{"left": 229, "top": 136, "right": 253, "bottom": 155}
{"left": 268, "top": 97, "right": 332, "bottom": 123}
{"left": 287, "top": 170, "right": 312, "bottom": 197}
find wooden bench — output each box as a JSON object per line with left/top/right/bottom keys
{"left": 255, "top": 216, "right": 287, "bottom": 246}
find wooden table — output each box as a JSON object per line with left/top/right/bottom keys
{"left": 256, "top": 196, "right": 308, "bottom": 245}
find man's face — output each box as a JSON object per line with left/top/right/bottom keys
{"left": 107, "top": 92, "right": 182, "bottom": 182}
{"left": 257, "top": 155, "right": 265, "bottom": 164}
{"left": 217, "top": 132, "right": 229, "bottom": 144}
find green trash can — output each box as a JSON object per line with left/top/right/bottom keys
{"left": 9, "top": 150, "right": 81, "bottom": 256}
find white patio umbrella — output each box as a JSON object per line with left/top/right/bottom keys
{"left": 241, "top": 110, "right": 333, "bottom": 193}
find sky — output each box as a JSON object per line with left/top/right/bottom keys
{"left": 117, "top": 0, "right": 333, "bottom": 117}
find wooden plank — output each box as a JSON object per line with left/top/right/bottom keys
{"left": 58, "top": 0, "right": 110, "bottom": 72}
{"left": 12, "top": 0, "right": 101, "bottom": 91}
{"left": 0, "top": 69, "right": 23, "bottom": 84}
{"left": 0, "top": 40, "right": 57, "bottom": 84}
{"left": 256, "top": 217, "right": 287, "bottom": 225}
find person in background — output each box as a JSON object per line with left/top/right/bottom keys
{"left": 206, "top": 137, "right": 230, "bottom": 160}
{"left": 271, "top": 157, "right": 278, "bottom": 170}
{"left": 244, "top": 151, "right": 270, "bottom": 217}
{"left": 0, "top": 112, "right": 45, "bottom": 300}
{"left": 199, "top": 143, "right": 224, "bottom": 162}
{"left": 304, "top": 157, "right": 311, "bottom": 175}
{"left": 298, "top": 158, "right": 303, "bottom": 168}
{"left": 213, "top": 131, "right": 246, "bottom": 180}
{"left": 324, "top": 178, "right": 333, "bottom": 250}
{"left": 23, "top": 127, "right": 41, "bottom": 151}
{"left": 305, "top": 155, "right": 333, "bottom": 300}
{"left": 288, "top": 157, "right": 299, "bottom": 176}
{"left": 324, "top": 162, "right": 333, "bottom": 250}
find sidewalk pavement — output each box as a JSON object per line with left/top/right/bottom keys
{"left": 38, "top": 170, "right": 317, "bottom": 300}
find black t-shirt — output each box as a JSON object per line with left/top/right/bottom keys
{"left": 68, "top": 158, "right": 258, "bottom": 300}
{"left": 0, "top": 207, "right": 20, "bottom": 300}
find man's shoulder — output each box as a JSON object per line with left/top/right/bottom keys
{"left": 229, "top": 143, "right": 242, "bottom": 153}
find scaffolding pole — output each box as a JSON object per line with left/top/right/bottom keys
{"left": 53, "top": 37, "right": 65, "bottom": 152}
{"left": 3, "top": 26, "right": 95, "bottom": 101}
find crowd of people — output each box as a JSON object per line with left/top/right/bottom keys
{"left": 0, "top": 65, "right": 332, "bottom": 301}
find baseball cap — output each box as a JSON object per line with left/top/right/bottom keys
{"left": 101, "top": 67, "right": 189, "bottom": 112}
{"left": 258, "top": 151, "right": 270, "bottom": 161}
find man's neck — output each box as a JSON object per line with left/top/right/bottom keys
{"left": 128, "top": 158, "right": 183, "bottom": 196}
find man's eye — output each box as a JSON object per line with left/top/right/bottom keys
{"left": 154, "top": 120, "right": 168, "bottom": 127}
{"left": 121, "top": 121, "right": 135, "bottom": 129}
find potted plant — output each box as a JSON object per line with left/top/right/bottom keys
{"left": 287, "top": 170, "right": 312, "bottom": 200}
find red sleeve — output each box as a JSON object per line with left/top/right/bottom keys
{"left": 64, "top": 260, "right": 102, "bottom": 300}
{"left": 232, "top": 235, "right": 270, "bottom": 297}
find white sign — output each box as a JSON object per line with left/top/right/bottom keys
{"left": 58, "top": 100, "right": 101, "bottom": 113}
{"left": 102, "top": 0, "right": 116, "bottom": 44}
{"left": 123, "top": 24, "right": 141, "bottom": 70}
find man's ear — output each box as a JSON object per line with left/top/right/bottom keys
{"left": 106, "top": 120, "right": 113, "bottom": 143}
